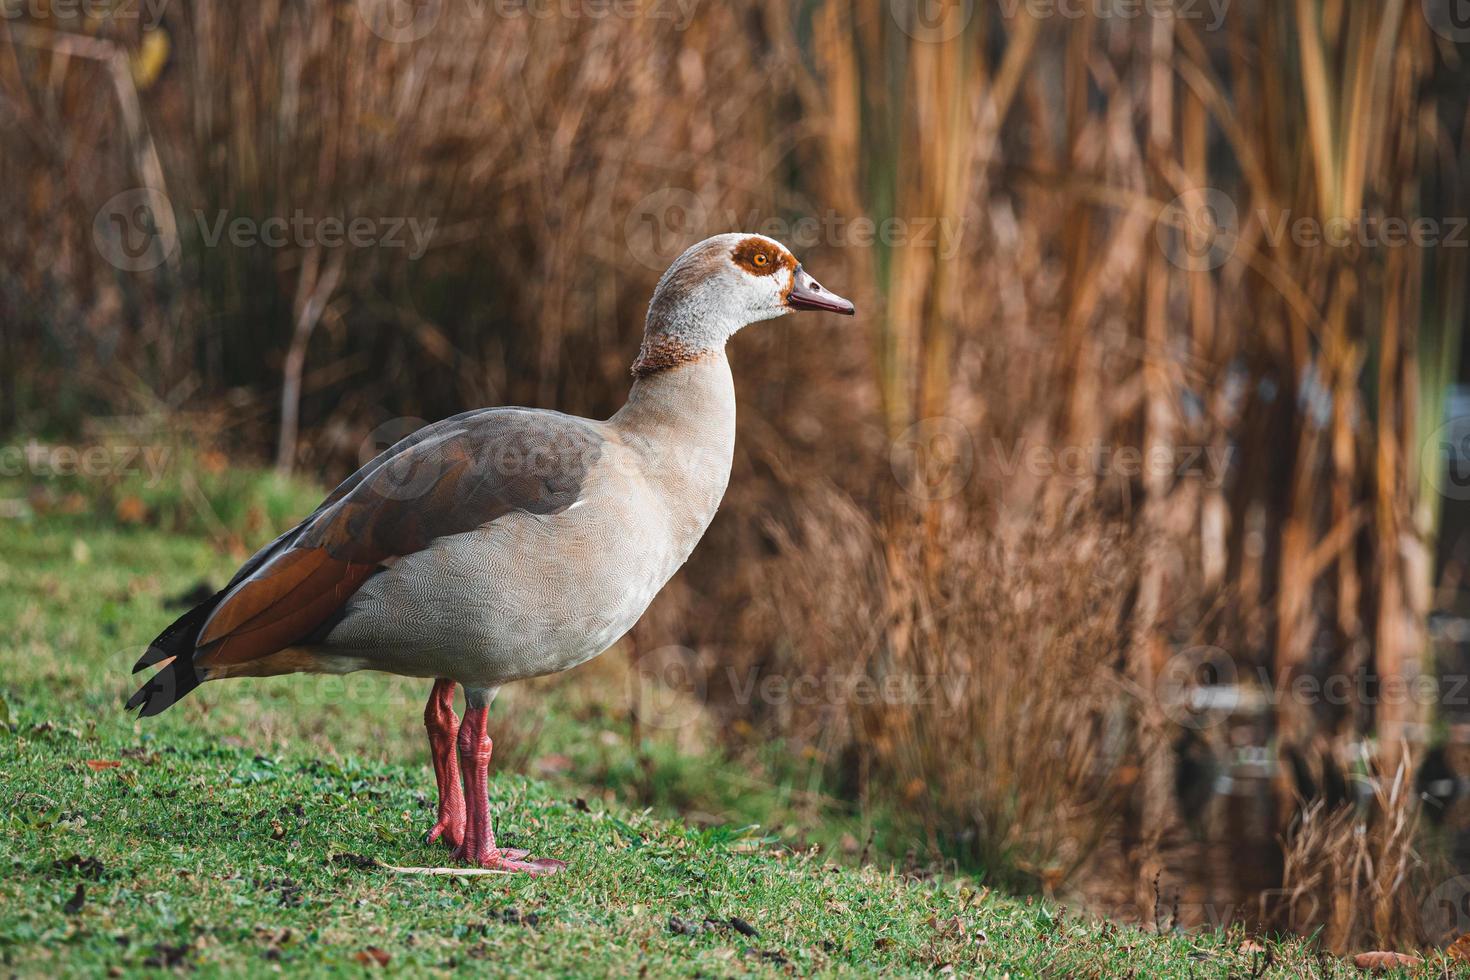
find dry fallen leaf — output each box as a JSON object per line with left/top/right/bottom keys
{"left": 85, "top": 760, "right": 121, "bottom": 770}
{"left": 353, "top": 947, "right": 390, "bottom": 967}
{"left": 1448, "top": 933, "right": 1470, "bottom": 964}
{"left": 114, "top": 496, "right": 147, "bottom": 524}
{"left": 1352, "top": 951, "right": 1423, "bottom": 971}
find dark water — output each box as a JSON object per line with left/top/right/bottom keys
{"left": 1071, "top": 727, "right": 1286, "bottom": 933}
{"left": 1071, "top": 666, "right": 1470, "bottom": 940}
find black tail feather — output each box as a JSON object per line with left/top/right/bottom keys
{"left": 126, "top": 591, "right": 224, "bottom": 716}
{"left": 131, "top": 593, "right": 222, "bottom": 673}
{"left": 125, "top": 657, "right": 207, "bottom": 717}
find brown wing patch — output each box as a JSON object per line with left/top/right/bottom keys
{"left": 196, "top": 550, "right": 378, "bottom": 667}
{"left": 194, "top": 410, "right": 605, "bottom": 671}
{"left": 730, "top": 236, "right": 794, "bottom": 276}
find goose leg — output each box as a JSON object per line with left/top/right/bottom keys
{"left": 452, "top": 687, "right": 565, "bottom": 874}
{"left": 422, "top": 679, "right": 465, "bottom": 848}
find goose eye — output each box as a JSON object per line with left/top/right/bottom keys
{"left": 753, "top": 253, "right": 769, "bottom": 267}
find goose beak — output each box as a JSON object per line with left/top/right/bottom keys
{"left": 787, "top": 265, "right": 855, "bottom": 315}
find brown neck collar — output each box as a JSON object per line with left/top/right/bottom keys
{"left": 630, "top": 334, "right": 720, "bottom": 378}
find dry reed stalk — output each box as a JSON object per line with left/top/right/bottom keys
{"left": 1277, "top": 749, "right": 1428, "bottom": 954}
{"left": 751, "top": 477, "right": 1140, "bottom": 888}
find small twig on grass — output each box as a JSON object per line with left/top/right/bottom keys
{"left": 378, "top": 863, "right": 522, "bottom": 877}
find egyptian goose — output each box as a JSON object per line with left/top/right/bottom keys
{"left": 127, "top": 234, "right": 854, "bottom": 873}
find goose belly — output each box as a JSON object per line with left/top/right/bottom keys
{"left": 321, "top": 489, "right": 699, "bottom": 685}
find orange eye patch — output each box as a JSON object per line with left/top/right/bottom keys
{"left": 731, "top": 236, "right": 793, "bottom": 276}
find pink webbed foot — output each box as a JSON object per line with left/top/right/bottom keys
{"left": 451, "top": 843, "right": 566, "bottom": 875}
{"left": 452, "top": 697, "right": 565, "bottom": 875}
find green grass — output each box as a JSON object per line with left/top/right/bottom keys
{"left": 0, "top": 503, "right": 1441, "bottom": 976}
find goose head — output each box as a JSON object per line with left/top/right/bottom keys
{"left": 634, "top": 233, "right": 854, "bottom": 377}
